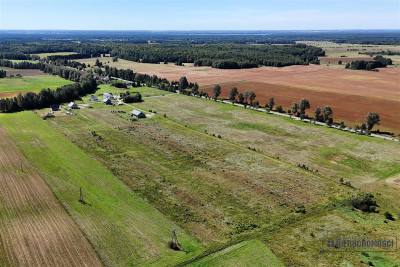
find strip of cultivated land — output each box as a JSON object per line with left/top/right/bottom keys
{"left": 0, "top": 126, "right": 101, "bottom": 266}
{"left": 56, "top": 86, "right": 399, "bottom": 265}
{"left": 0, "top": 112, "right": 203, "bottom": 266}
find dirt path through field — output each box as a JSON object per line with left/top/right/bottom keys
{"left": 0, "top": 126, "right": 101, "bottom": 267}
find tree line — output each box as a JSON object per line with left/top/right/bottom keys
{"left": 345, "top": 56, "right": 392, "bottom": 71}
{"left": 0, "top": 76, "right": 97, "bottom": 113}
{"left": 0, "top": 70, "right": 6, "bottom": 78}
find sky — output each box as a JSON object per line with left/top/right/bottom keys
{"left": 0, "top": 0, "right": 399, "bottom": 30}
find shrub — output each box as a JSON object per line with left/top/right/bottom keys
{"left": 232, "top": 221, "right": 258, "bottom": 234}
{"left": 351, "top": 192, "right": 378, "bottom": 212}
{"left": 295, "top": 205, "right": 306, "bottom": 214}
{"left": 275, "top": 105, "right": 283, "bottom": 113}
{"left": 384, "top": 211, "right": 395, "bottom": 221}
{"left": 123, "top": 93, "right": 142, "bottom": 103}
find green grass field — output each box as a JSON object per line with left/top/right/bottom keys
{"left": 0, "top": 111, "right": 203, "bottom": 266}
{"left": 186, "top": 240, "right": 284, "bottom": 267}
{"left": 0, "top": 74, "right": 73, "bottom": 98}
{"left": 9, "top": 59, "right": 39, "bottom": 63}
{"left": 33, "top": 52, "right": 78, "bottom": 58}
{"left": 93, "top": 84, "right": 174, "bottom": 98}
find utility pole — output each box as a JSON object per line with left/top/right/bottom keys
{"left": 79, "top": 187, "right": 84, "bottom": 203}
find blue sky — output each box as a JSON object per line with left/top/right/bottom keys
{"left": 1, "top": 0, "right": 399, "bottom": 30}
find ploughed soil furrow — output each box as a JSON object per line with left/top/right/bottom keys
{"left": 0, "top": 127, "right": 101, "bottom": 267}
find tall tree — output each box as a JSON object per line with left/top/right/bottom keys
{"left": 291, "top": 102, "right": 299, "bottom": 115}
{"left": 314, "top": 107, "right": 322, "bottom": 122}
{"left": 299, "top": 98, "right": 310, "bottom": 114}
{"left": 238, "top": 93, "right": 244, "bottom": 104}
{"left": 212, "top": 84, "right": 221, "bottom": 101}
{"left": 178, "top": 76, "right": 189, "bottom": 90}
{"left": 322, "top": 106, "right": 333, "bottom": 122}
{"left": 248, "top": 91, "right": 256, "bottom": 105}
{"left": 268, "top": 97, "right": 275, "bottom": 111}
{"left": 365, "top": 112, "right": 380, "bottom": 131}
{"left": 192, "top": 82, "right": 199, "bottom": 94}
{"left": 228, "top": 87, "right": 238, "bottom": 103}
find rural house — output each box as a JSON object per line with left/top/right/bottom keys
{"left": 103, "top": 98, "right": 112, "bottom": 105}
{"left": 130, "top": 109, "right": 146, "bottom": 118}
{"left": 103, "top": 93, "right": 114, "bottom": 100}
{"left": 88, "top": 95, "right": 98, "bottom": 101}
{"left": 50, "top": 104, "right": 59, "bottom": 112}
{"left": 68, "top": 102, "right": 78, "bottom": 109}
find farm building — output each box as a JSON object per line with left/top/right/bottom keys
{"left": 103, "top": 93, "right": 114, "bottom": 100}
{"left": 103, "top": 99, "right": 112, "bottom": 105}
{"left": 68, "top": 102, "right": 78, "bottom": 109}
{"left": 130, "top": 109, "right": 146, "bottom": 118}
{"left": 88, "top": 95, "right": 98, "bottom": 101}
{"left": 50, "top": 104, "right": 59, "bottom": 112}
{"left": 102, "top": 76, "right": 110, "bottom": 82}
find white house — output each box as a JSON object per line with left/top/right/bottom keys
{"left": 103, "top": 93, "right": 113, "bottom": 100}
{"left": 68, "top": 102, "right": 78, "bottom": 109}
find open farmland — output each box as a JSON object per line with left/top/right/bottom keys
{"left": 297, "top": 41, "right": 400, "bottom": 65}
{"left": 134, "top": 93, "right": 400, "bottom": 188}
{"left": 0, "top": 112, "right": 204, "bottom": 266}
{"left": 78, "top": 56, "right": 400, "bottom": 133}
{"left": 0, "top": 68, "right": 73, "bottom": 99}
{"left": 24, "top": 85, "right": 400, "bottom": 265}
{"left": 0, "top": 126, "right": 101, "bottom": 266}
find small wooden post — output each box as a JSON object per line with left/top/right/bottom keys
{"left": 79, "top": 187, "right": 84, "bottom": 203}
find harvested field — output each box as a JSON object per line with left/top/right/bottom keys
{"left": 79, "top": 57, "right": 400, "bottom": 132}
{"left": 202, "top": 81, "right": 400, "bottom": 133}
{"left": 0, "top": 127, "right": 101, "bottom": 267}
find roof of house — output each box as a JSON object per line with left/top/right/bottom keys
{"left": 131, "top": 109, "right": 144, "bottom": 116}
{"left": 103, "top": 93, "right": 113, "bottom": 99}
{"left": 68, "top": 102, "right": 76, "bottom": 107}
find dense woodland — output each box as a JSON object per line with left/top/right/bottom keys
{"left": 0, "top": 42, "right": 325, "bottom": 69}
{"left": 110, "top": 43, "right": 324, "bottom": 68}
{"left": 346, "top": 56, "right": 392, "bottom": 70}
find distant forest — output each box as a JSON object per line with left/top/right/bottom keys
{"left": 1, "top": 30, "right": 399, "bottom": 45}
{"left": 0, "top": 42, "right": 324, "bottom": 69}
{"left": 0, "top": 30, "right": 398, "bottom": 69}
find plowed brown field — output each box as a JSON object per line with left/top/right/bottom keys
{"left": 0, "top": 127, "right": 101, "bottom": 267}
